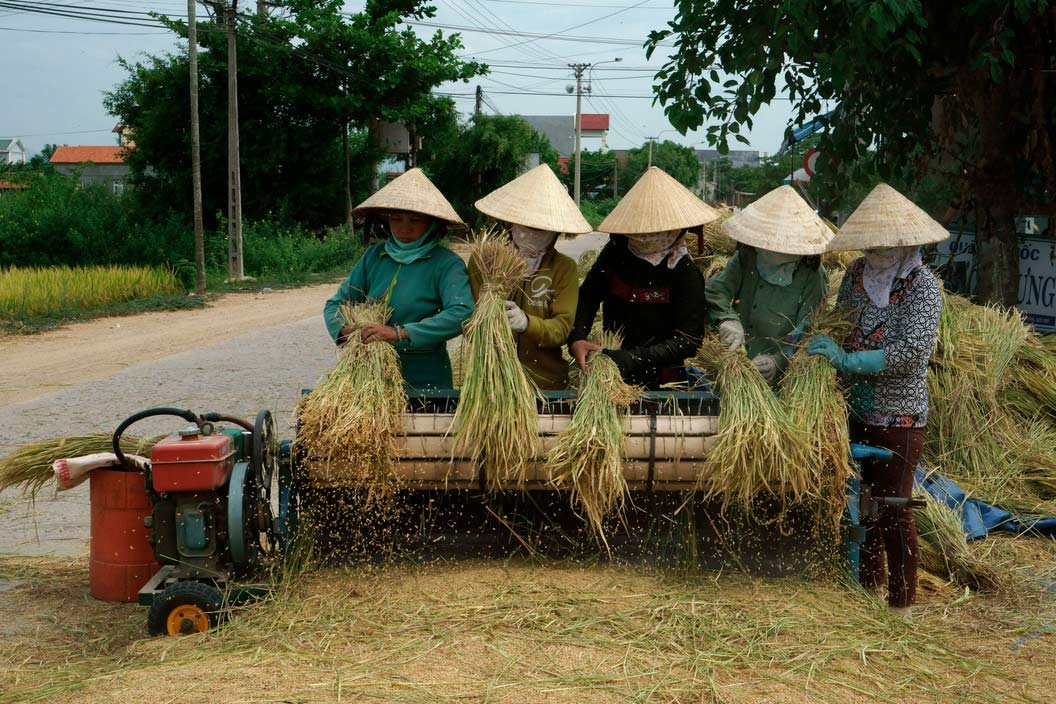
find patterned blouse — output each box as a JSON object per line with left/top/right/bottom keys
{"left": 836, "top": 259, "right": 942, "bottom": 428}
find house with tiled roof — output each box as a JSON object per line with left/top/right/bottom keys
{"left": 0, "top": 138, "right": 27, "bottom": 165}
{"left": 50, "top": 145, "right": 130, "bottom": 192}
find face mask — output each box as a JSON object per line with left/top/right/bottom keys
{"left": 755, "top": 249, "right": 801, "bottom": 287}
{"left": 627, "top": 230, "right": 688, "bottom": 268}
{"left": 511, "top": 225, "right": 557, "bottom": 273}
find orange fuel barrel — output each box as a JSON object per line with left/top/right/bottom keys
{"left": 89, "top": 468, "right": 158, "bottom": 602}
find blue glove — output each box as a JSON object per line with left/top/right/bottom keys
{"left": 807, "top": 334, "right": 887, "bottom": 375}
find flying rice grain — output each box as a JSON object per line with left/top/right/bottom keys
{"left": 547, "top": 331, "right": 642, "bottom": 546}
{"left": 295, "top": 300, "right": 406, "bottom": 500}
{"left": 451, "top": 230, "right": 540, "bottom": 490}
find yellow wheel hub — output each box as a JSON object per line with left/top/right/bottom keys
{"left": 166, "top": 605, "right": 209, "bottom": 635}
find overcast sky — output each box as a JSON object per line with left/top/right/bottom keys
{"left": 1, "top": 0, "right": 797, "bottom": 158}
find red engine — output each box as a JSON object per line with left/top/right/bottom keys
{"left": 150, "top": 428, "right": 235, "bottom": 492}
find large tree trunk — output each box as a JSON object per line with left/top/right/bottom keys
{"left": 971, "top": 184, "right": 1020, "bottom": 307}
{"left": 964, "top": 74, "right": 1022, "bottom": 307}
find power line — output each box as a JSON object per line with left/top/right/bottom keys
{"left": 467, "top": 0, "right": 658, "bottom": 57}
{"left": 0, "top": 24, "right": 166, "bottom": 34}
{"left": 480, "top": 0, "right": 670, "bottom": 8}
{"left": 406, "top": 19, "right": 672, "bottom": 48}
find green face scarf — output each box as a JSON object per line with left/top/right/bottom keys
{"left": 755, "top": 248, "right": 801, "bottom": 287}
{"left": 384, "top": 222, "right": 440, "bottom": 265}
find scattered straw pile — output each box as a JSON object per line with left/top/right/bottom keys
{"left": 547, "top": 332, "right": 641, "bottom": 544}
{"left": 692, "top": 335, "right": 813, "bottom": 513}
{"left": 915, "top": 488, "right": 1002, "bottom": 592}
{"left": 924, "top": 290, "right": 1056, "bottom": 516}
{"left": 6, "top": 549, "right": 1056, "bottom": 704}
{"left": 452, "top": 230, "right": 540, "bottom": 489}
{"left": 0, "top": 433, "right": 158, "bottom": 496}
{"left": 296, "top": 300, "right": 406, "bottom": 495}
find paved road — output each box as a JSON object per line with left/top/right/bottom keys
{"left": 0, "top": 233, "right": 609, "bottom": 556}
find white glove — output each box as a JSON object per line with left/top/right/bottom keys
{"left": 504, "top": 300, "right": 529, "bottom": 333}
{"left": 752, "top": 354, "right": 779, "bottom": 384}
{"left": 718, "top": 319, "right": 745, "bottom": 351}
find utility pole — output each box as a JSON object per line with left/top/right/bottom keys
{"left": 569, "top": 63, "right": 588, "bottom": 206}
{"left": 647, "top": 138, "right": 654, "bottom": 168}
{"left": 256, "top": 0, "right": 265, "bottom": 18}
{"left": 188, "top": 0, "right": 206, "bottom": 295}
{"left": 474, "top": 85, "right": 483, "bottom": 116}
{"left": 613, "top": 158, "right": 618, "bottom": 199}
{"left": 224, "top": 0, "right": 244, "bottom": 280}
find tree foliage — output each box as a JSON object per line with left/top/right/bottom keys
{"left": 648, "top": 1, "right": 1056, "bottom": 304}
{"left": 421, "top": 113, "right": 560, "bottom": 224}
{"left": 557, "top": 149, "right": 618, "bottom": 200}
{"left": 623, "top": 140, "right": 701, "bottom": 192}
{"left": 104, "top": 0, "right": 483, "bottom": 228}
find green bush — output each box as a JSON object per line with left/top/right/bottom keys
{"left": 220, "top": 221, "right": 364, "bottom": 283}
{"left": 579, "top": 198, "right": 619, "bottom": 230}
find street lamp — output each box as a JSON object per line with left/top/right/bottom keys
{"left": 646, "top": 129, "right": 677, "bottom": 168}
{"left": 570, "top": 57, "right": 622, "bottom": 206}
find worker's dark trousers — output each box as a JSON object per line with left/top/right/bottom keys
{"left": 851, "top": 422, "right": 925, "bottom": 608}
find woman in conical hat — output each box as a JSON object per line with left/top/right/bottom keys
{"left": 568, "top": 166, "right": 717, "bottom": 388}
{"left": 472, "top": 164, "right": 592, "bottom": 390}
{"left": 807, "top": 183, "right": 946, "bottom": 620}
{"left": 323, "top": 168, "right": 474, "bottom": 390}
{"left": 705, "top": 185, "right": 833, "bottom": 384}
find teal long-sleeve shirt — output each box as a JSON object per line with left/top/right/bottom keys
{"left": 324, "top": 242, "right": 474, "bottom": 390}
{"left": 704, "top": 247, "right": 827, "bottom": 375}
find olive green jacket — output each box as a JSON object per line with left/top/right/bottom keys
{"left": 470, "top": 246, "right": 578, "bottom": 390}
{"left": 705, "top": 247, "right": 828, "bottom": 374}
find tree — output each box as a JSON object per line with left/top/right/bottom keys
{"left": 557, "top": 149, "right": 617, "bottom": 200}
{"left": 647, "top": 2, "right": 1055, "bottom": 305}
{"left": 623, "top": 140, "right": 700, "bottom": 192}
{"left": 104, "top": 0, "right": 483, "bottom": 229}
{"left": 422, "top": 113, "right": 560, "bottom": 224}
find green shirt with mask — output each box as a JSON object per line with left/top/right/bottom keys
{"left": 324, "top": 231, "right": 474, "bottom": 390}
{"left": 704, "top": 246, "right": 828, "bottom": 375}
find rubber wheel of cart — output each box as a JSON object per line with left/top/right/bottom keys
{"left": 147, "top": 581, "right": 224, "bottom": 636}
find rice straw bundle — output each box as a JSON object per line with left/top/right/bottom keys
{"left": 693, "top": 335, "right": 813, "bottom": 513}
{"left": 820, "top": 249, "right": 863, "bottom": 272}
{"left": 0, "top": 433, "right": 158, "bottom": 496}
{"left": 780, "top": 310, "right": 855, "bottom": 533}
{"left": 697, "top": 253, "right": 730, "bottom": 279}
{"left": 914, "top": 487, "right": 1001, "bottom": 592}
{"left": 452, "top": 230, "right": 540, "bottom": 489}
{"left": 296, "top": 300, "right": 406, "bottom": 496}
{"left": 547, "top": 332, "right": 642, "bottom": 544}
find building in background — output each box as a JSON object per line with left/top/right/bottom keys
{"left": 50, "top": 146, "right": 129, "bottom": 192}
{"left": 520, "top": 114, "right": 610, "bottom": 158}
{"left": 0, "top": 138, "right": 27, "bottom": 164}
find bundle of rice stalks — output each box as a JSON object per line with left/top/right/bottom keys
{"left": 0, "top": 433, "right": 158, "bottom": 496}
{"left": 576, "top": 249, "right": 599, "bottom": 282}
{"left": 296, "top": 300, "right": 406, "bottom": 498}
{"left": 547, "top": 332, "right": 642, "bottom": 545}
{"left": 696, "top": 253, "right": 730, "bottom": 279}
{"left": 780, "top": 310, "right": 855, "bottom": 533}
{"left": 820, "top": 248, "right": 862, "bottom": 272}
{"left": 452, "top": 230, "right": 540, "bottom": 489}
{"left": 1006, "top": 334, "right": 1056, "bottom": 418}
{"left": 692, "top": 335, "right": 813, "bottom": 513}
{"left": 915, "top": 487, "right": 1002, "bottom": 592}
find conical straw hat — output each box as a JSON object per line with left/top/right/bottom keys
{"left": 475, "top": 164, "right": 592, "bottom": 235}
{"left": 827, "top": 183, "right": 948, "bottom": 251}
{"left": 721, "top": 185, "right": 833, "bottom": 255}
{"left": 353, "top": 167, "right": 464, "bottom": 225}
{"left": 599, "top": 166, "right": 719, "bottom": 235}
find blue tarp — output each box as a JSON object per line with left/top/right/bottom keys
{"left": 775, "top": 108, "right": 838, "bottom": 158}
{"left": 915, "top": 468, "right": 1056, "bottom": 540}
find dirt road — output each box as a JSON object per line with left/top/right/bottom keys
{"left": 0, "top": 283, "right": 338, "bottom": 407}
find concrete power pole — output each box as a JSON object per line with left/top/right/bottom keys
{"left": 647, "top": 138, "right": 654, "bottom": 168}
{"left": 612, "top": 158, "right": 618, "bottom": 199}
{"left": 225, "top": 1, "right": 244, "bottom": 281}
{"left": 569, "top": 63, "right": 588, "bottom": 206}
{"left": 474, "top": 85, "right": 483, "bottom": 116}
{"left": 188, "top": 0, "right": 206, "bottom": 295}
